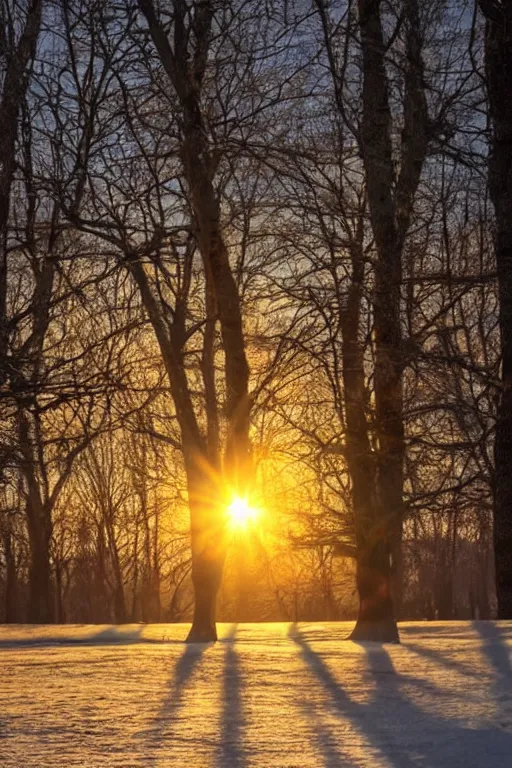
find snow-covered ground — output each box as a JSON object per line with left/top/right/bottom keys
{"left": 1, "top": 621, "right": 511, "bottom": 767}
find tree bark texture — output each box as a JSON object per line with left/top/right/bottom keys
{"left": 480, "top": 0, "right": 512, "bottom": 618}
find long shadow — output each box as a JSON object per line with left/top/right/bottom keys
{"left": 141, "top": 635, "right": 210, "bottom": 756}
{"left": 217, "top": 623, "right": 247, "bottom": 768}
{"left": 288, "top": 625, "right": 417, "bottom": 768}
{"left": 156, "top": 642, "right": 209, "bottom": 724}
{"left": 132, "top": 630, "right": 212, "bottom": 768}
{"left": 296, "top": 681, "right": 355, "bottom": 767}
{"left": 472, "top": 621, "right": 512, "bottom": 708}
{"left": 290, "top": 625, "right": 512, "bottom": 768}
{"left": 404, "top": 640, "right": 481, "bottom": 680}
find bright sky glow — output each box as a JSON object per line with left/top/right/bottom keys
{"left": 226, "top": 496, "right": 259, "bottom": 528}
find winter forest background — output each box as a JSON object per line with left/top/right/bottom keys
{"left": 0, "top": 0, "right": 509, "bottom": 632}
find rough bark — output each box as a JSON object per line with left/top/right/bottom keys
{"left": 480, "top": 0, "right": 512, "bottom": 617}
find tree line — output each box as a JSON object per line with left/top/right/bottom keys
{"left": 0, "top": 0, "right": 510, "bottom": 641}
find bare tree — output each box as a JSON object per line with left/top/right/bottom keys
{"left": 0, "top": 0, "right": 43, "bottom": 376}
{"left": 133, "top": 0, "right": 253, "bottom": 641}
{"left": 479, "top": 0, "right": 512, "bottom": 618}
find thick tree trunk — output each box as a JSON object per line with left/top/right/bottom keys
{"left": 341, "top": 261, "right": 397, "bottom": 640}
{"left": 494, "top": 393, "right": 512, "bottom": 618}
{"left": 27, "top": 522, "right": 54, "bottom": 623}
{"left": 113, "top": 584, "right": 126, "bottom": 624}
{"left": 349, "top": 472, "right": 400, "bottom": 638}
{"left": 185, "top": 480, "right": 225, "bottom": 642}
{"left": 355, "top": 0, "right": 402, "bottom": 642}
{"left": 480, "top": 0, "right": 512, "bottom": 618}
{"left": 346, "top": 420, "right": 398, "bottom": 641}
{"left": 187, "top": 551, "right": 223, "bottom": 642}
{"left": 340, "top": 240, "right": 400, "bottom": 642}
{"left": 354, "top": 0, "right": 428, "bottom": 640}
{"left": 18, "top": 410, "right": 54, "bottom": 624}
{"left": 351, "top": 540, "right": 399, "bottom": 642}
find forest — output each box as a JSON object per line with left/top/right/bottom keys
{"left": 0, "top": 0, "right": 511, "bottom": 643}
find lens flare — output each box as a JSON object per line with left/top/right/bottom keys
{"left": 227, "top": 496, "right": 259, "bottom": 528}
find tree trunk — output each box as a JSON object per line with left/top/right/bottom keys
{"left": 340, "top": 236, "right": 399, "bottom": 641}
{"left": 390, "top": 519, "right": 404, "bottom": 620}
{"left": 133, "top": 2, "right": 252, "bottom": 641}
{"left": 27, "top": 520, "right": 53, "bottom": 623}
{"left": 187, "top": 550, "right": 223, "bottom": 642}
{"left": 186, "top": 483, "right": 225, "bottom": 642}
{"left": 17, "top": 410, "right": 54, "bottom": 624}
{"left": 151, "top": 506, "right": 162, "bottom": 622}
{"left": 109, "top": 530, "right": 126, "bottom": 623}
{"left": 353, "top": 0, "right": 428, "bottom": 640}
{"left": 3, "top": 531, "right": 18, "bottom": 623}
{"left": 351, "top": 540, "right": 399, "bottom": 642}
{"left": 55, "top": 559, "right": 65, "bottom": 623}
{"left": 129, "top": 257, "right": 222, "bottom": 640}
{"left": 113, "top": 586, "right": 126, "bottom": 624}
{"left": 480, "top": 0, "right": 512, "bottom": 618}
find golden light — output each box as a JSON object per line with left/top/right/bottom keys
{"left": 226, "top": 496, "right": 259, "bottom": 529}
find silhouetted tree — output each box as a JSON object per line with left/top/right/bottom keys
{"left": 479, "top": 0, "right": 512, "bottom": 618}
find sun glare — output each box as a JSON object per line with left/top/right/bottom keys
{"left": 227, "top": 496, "right": 259, "bottom": 528}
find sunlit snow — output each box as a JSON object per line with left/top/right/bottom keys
{"left": 1, "top": 621, "right": 511, "bottom": 767}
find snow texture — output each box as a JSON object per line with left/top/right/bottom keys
{"left": 1, "top": 621, "right": 511, "bottom": 767}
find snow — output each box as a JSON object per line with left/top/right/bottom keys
{"left": 1, "top": 621, "right": 511, "bottom": 767}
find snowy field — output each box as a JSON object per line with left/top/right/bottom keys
{"left": 1, "top": 621, "right": 511, "bottom": 767}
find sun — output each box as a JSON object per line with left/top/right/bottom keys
{"left": 226, "top": 496, "right": 259, "bottom": 528}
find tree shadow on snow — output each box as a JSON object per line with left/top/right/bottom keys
{"left": 157, "top": 642, "right": 208, "bottom": 722}
{"left": 289, "top": 625, "right": 512, "bottom": 768}
{"left": 217, "top": 623, "right": 247, "bottom": 768}
{"left": 472, "top": 621, "right": 512, "bottom": 711}
{"left": 403, "top": 640, "right": 482, "bottom": 680}
{"left": 143, "top": 636, "right": 210, "bottom": 754}
{"left": 145, "top": 622, "right": 247, "bottom": 764}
